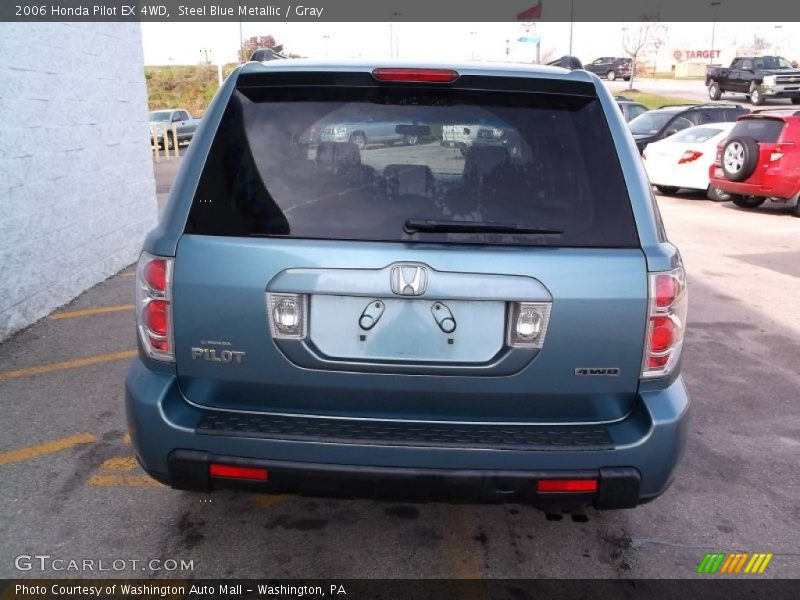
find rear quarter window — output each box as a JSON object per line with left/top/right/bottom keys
{"left": 186, "top": 77, "right": 639, "bottom": 248}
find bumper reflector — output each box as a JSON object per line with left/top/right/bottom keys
{"left": 537, "top": 479, "right": 598, "bottom": 493}
{"left": 209, "top": 463, "right": 268, "bottom": 481}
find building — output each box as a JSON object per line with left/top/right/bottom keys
{"left": 0, "top": 23, "right": 157, "bottom": 340}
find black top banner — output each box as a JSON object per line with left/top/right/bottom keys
{"left": 2, "top": 0, "right": 800, "bottom": 22}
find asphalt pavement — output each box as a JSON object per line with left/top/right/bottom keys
{"left": 1, "top": 157, "right": 799, "bottom": 579}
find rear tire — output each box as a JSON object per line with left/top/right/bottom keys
{"left": 730, "top": 195, "right": 765, "bottom": 209}
{"left": 706, "top": 185, "right": 730, "bottom": 202}
{"left": 607, "top": 70, "right": 616, "bottom": 81}
{"left": 350, "top": 132, "right": 367, "bottom": 150}
{"left": 708, "top": 81, "right": 722, "bottom": 101}
{"left": 656, "top": 185, "right": 680, "bottom": 195}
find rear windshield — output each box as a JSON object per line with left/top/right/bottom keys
{"left": 730, "top": 119, "right": 785, "bottom": 143}
{"left": 187, "top": 82, "right": 638, "bottom": 248}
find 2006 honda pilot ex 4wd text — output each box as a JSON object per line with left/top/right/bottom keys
{"left": 126, "top": 61, "right": 690, "bottom": 510}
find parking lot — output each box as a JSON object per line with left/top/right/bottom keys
{"left": 1, "top": 157, "right": 799, "bottom": 579}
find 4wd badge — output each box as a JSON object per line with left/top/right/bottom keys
{"left": 575, "top": 368, "right": 621, "bottom": 376}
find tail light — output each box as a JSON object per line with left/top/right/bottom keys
{"left": 678, "top": 150, "right": 703, "bottom": 164}
{"left": 507, "top": 302, "right": 552, "bottom": 348}
{"left": 715, "top": 142, "right": 724, "bottom": 163}
{"left": 372, "top": 68, "right": 459, "bottom": 83}
{"left": 136, "top": 252, "right": 174, "bottom": 361}
{"left": 642, "top": 266, "right": 687, "bottom": 378}
{"left": 769, "top": 146, "right": 783, "bottom": 162}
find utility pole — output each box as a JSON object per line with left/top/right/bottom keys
{"left": 568, "top": 0, "right": 575, "bottom": 57}
{"left": 322, "top": 34, "right": 330, "bottom": 58}
{"left": 709, "top": 1, "right": 722, "bottom": 64}
{"left": 238, "top": 19, "right": 243, "bottom": 62}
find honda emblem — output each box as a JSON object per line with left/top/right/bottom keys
{"left": 390, "top": 264, "right": 428, "bottom": 296}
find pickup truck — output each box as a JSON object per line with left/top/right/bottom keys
{"left": 706, "top": 56, "right": 800, "bottom": 106}
{"left": 148, "top": 109, "right": 200, "bottom": 150}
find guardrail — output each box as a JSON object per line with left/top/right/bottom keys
{"left": 150, "top": 122, "right": 180, "bottom": 162}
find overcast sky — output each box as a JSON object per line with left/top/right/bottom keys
{"left": 141, "top": 22, "right": 798, "bottom": 66}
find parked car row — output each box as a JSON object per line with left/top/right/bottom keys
{"left": 629, "top": 103, "right": 749, "bottom": 154}
{"left": 642, "top": 107, "right": 800, "bottom": 217}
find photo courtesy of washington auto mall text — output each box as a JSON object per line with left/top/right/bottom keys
{"left": 1, "top": 0, "right": 800, "bottom": 598}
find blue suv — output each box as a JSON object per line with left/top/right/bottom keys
{"left": 126, "top": 61, "right": 690, "bottom": 509}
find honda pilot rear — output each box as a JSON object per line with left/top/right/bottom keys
{"left": 126, "top": 61, "right": 691, "bottom": 509}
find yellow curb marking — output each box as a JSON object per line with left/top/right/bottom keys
{"left": 99, "top": 456, "right": 139, "bottom": 472}
{"left": 0, "top": 350, "right": 137, "bottom": 381}
{"left": 87, "top": 474, "right": 164, "bottom": 488}
{"left": 0, "top": 433, "right": 96, "bottom": 467}
{"left": 50, "top": 304, "right": 134, "bottom": 320}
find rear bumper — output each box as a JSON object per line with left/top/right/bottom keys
{"left": 710, "top": 168, "right": 800, "bottom": 200}
{"left": 125, "top": 359, "right": 690, "bottom": 508}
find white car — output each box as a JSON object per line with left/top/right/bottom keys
{"left": 642, "top": 122, "right": 735, "bottom": 201}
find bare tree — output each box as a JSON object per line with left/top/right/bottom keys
{"left": 622, "top": 21, "right": 667, "bottom": 89}
{"left": 735, "top": 34, "right": 769, "bottom": 57}
{"left": 537, "top": 47, "right": 557, "bottom": 65}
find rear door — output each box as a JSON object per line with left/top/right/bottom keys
{"left": 172, "top": 69, "right": 648, "bottom": 424}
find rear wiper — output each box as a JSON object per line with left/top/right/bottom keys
{"left": 404, "top": 219, "right": 563, "bottom": 235}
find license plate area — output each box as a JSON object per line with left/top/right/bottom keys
{"left": 308, "top": 295, "right": 505, "bottom": 363}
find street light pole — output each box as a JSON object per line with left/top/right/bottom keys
{"left": 774, "top": 25, "right": 783, "bottom": 55}
{"left": 709, "top": 1, "right": 721, "bottom": 64}
{"left": 568, "top": 0, "right": 575, "bottom": 57}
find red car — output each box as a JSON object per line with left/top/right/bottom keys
{"left": 709, "top": 110, "right": 800, "bottom": 216}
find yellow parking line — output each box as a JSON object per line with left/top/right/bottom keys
{"left": 50, "top": 304, "right": 134, "bottom": 320}
{"left": 252, "top": 494, "right": 295, "bottom": 509}
{"left": 99, "top": 457, "right": 139, "bottom": 472}
{"left": 0, "top": 350, "right": 136, "bottom": 381}
{"left": 120, "top": 271, "right": 136, "bottom": 278}
{"left": 87, "top": 474, "right": 164, "bottom": 488}
{"left": 0, "top": 433, "right": 96, "bottom": 467}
